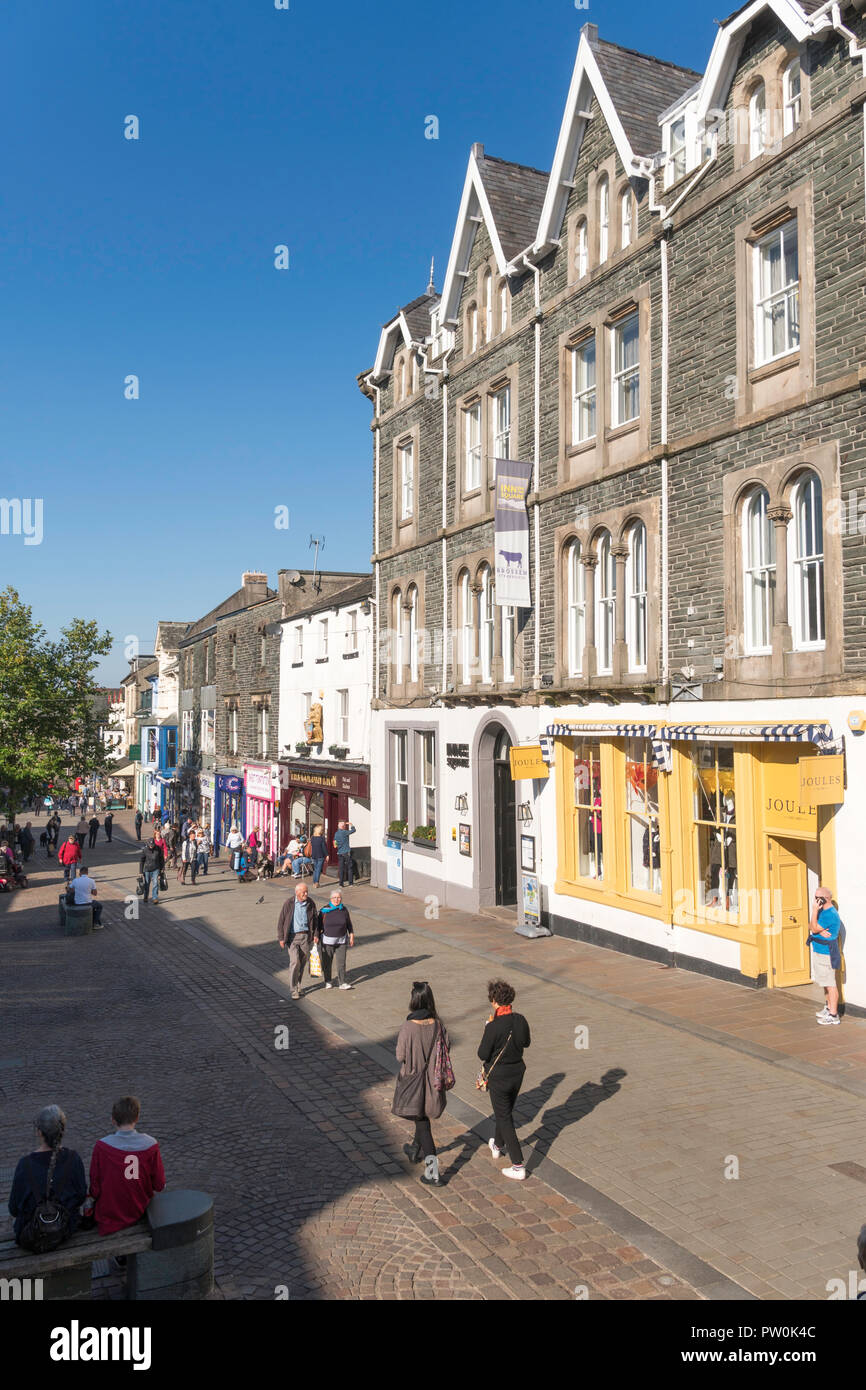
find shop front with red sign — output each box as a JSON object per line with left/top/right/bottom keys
{"left": 277, "top": 761, "right": 370, "bottom": 867}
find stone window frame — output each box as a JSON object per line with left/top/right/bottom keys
{"left": 454, "top": 362, "right": 520, "bottom": 526}
{"left": 558, "top": 283, "right": 651, "bottom": 486}
{"left": 734, "top": 181, "right": 814, "bottom": 420}
{"left": 464, "top": 300, "right": 479, "bottom": 358}
{"left": 392, "top": 422, "right": 420, "bottom": 549}
{"left": 383, "top": 721, "right": 443, "bottom": 855}
{"left": 223, "top": 697, "right": 239, "bottom": 756}
{"left": 451, "top": 545, "right": 526, "bottom": 694}
{"left": 616, "top": 178, "right": 637, "bottom": 251}
{"left": 251, "top": 693, "right": 271, "bottom": 759}
{"left": 722, "top": 441, "right": 841, "bottom": 685}
{"left": 256, "top": 624, "right": 269, "bottom": 672}
{"left": 386, "top": 571, "right": 427, "bottom": 701}
{"left": 553, "top": 497, "right": 660, "bottom": 688}
{"left": 731, "top": 40, "right": 811, "bottom": 173}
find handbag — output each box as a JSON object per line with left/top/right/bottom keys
{"left": 158, "top": 870, "right": 168, "bottom": 892}
{"left": 135, "top": 874, "right": 145, "bottom": 897}
{"left": 18, "top": 1151, "right": 71, "bottom": 1254}
{"left": 433, "top": 1024, "right": 455, "bottom": 1092}
{"left": 308, "top": 942, "right": 323, "bottom": 978}
{"left": 391, "top": 1065, "right": 428, "bottom": 1119}
{"left": 476, "top": 1031, "right": 513, "bottom": 1092}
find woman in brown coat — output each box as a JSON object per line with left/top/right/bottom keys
{"left": 394, "top": 981, "right": 449, "bottom": 1187}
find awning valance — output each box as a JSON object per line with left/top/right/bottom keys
{"left": 543, "top": 721, "right": 843, "bottom": 772}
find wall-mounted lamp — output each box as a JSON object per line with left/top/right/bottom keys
{"left": 360, "top": 598, "right": 377, "bottom": 616}
{"left": 517, "top": 802, "right": 533, "bottom": 822}
{"left": 454, "top": 793, "right": 468, "bottom": 814}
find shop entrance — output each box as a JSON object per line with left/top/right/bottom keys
{"left": 493, "top": 731, "right": 517, "bottom": 907}
{"left": 767, "top": 836, "right": 812, "bottom": 988}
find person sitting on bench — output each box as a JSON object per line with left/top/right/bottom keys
{"left": 86, "top": 1096, "right": 166, "bottom": 1236}
{"left": 71, "top": 865, "right": 103, "bottom": 928}
{"left": 8, "top": 1105, "right": 87, "bottom": 1248}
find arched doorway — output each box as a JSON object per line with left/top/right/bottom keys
{"left": 475, "top": 721, "right": 518, "bottom": 908}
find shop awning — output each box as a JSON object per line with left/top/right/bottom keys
{"left": 543, "top": 721, "right": 843, "bottom": 774}
{"left": 108, "top": 762, "right": 136, "bottom": 778}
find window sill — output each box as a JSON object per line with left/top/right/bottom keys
{"left": 291, "top": 661, "right": 303, "bottom": 669}
{"left": 567, "top": 437, "right": 597, "bottom": 457}
{"left": 605, "top": 419, "right": 640, "bottom": 443}
{"left": 343, "top": 650, "right": 360, "bottom": 660}
{"left": 315, "top": 657, "right": 329, "bottom": 664}
{"left": 749, "top": 351, "right": 799, "bottom": 383}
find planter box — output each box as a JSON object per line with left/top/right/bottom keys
{"left": 329, "top": 749, "right": 349, "bottom": 760}
{"left": 412, "top": 837, "right": 438, "bottom": 850}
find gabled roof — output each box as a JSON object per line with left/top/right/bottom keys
{"left": 371, "top": 290, "right": 440, "bottom": 382}
{"left": 697, "top": 0, "right": 820, "bottom": 125}
{"left": 438, "top": 145, "right": 548, "bottom": 326}
{"left": 534, "top": 24, "right": 698, "bottom": 255}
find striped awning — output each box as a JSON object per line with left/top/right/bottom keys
{"left": 542, "top": 720, "right": 842, "bottom": 772}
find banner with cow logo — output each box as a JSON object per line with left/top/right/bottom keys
{"left": 493, "top": 458, "right": 532, "bottom": 607}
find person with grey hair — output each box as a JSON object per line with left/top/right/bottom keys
{"left": 8, "top": 1105, "right": 87, "bottom": 1247}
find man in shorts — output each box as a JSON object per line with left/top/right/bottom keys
{"left": 809, "top": 886, "right": 842, "bottom": 1026}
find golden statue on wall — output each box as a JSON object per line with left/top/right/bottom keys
{"left": 304, "top": 695, "right": 324, "bottom": 745}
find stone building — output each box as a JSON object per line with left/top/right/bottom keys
{"left": 360, "top": 9, "right": 866, "bottom": 1008}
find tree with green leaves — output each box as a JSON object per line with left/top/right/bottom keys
{"left": 0, "top": 586, "right": 114, "bottom": 821}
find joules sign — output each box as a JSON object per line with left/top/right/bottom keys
{"left": 798, "top": 755, "right": 845, "bottom": 806}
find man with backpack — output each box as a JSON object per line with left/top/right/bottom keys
{"left": 58, "top": 834, "right": 82, "bottom": 883}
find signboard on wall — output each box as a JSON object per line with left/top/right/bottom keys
{"left": 509, "top": 745, "right": 550, "bottom": 781}
{"left": 458, "top": 823, "right": 471, "bottom": 857}
{"left": 761, "top": 756, "right": 818, "bottom": 840}
{"left": 385, "top": 838, "right": 403, "bottom": 892}
{"left": 798, "top": 755, "right": 844, "bottom": 806}
{"left": 521, "top": 874, "right": 540, "bottom": 925}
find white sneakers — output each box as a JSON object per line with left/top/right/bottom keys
{"left": 502, "top": 1165, "right": 526, "bottom": 1181}
{"left": 488, "top": 1138, "right": 502, "bottom": 1159}
{"left": 339, "top": 982, "right": 353, "bottom": 990}
{"left": 816, "top": 1011, "right": 840, "bottom": 1026}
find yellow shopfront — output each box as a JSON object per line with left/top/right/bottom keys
{"left": 553, "top": 722, "right": 841, "bottom": 989}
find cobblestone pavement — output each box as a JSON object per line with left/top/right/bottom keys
{"left": 0, "top": 813, "right": 706, "bottom": 1301}
{"left": 58, "top": 813, "right": 866, "bottom": 1303}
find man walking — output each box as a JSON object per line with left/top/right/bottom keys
{"left": 277, "top": 881, "right": 319, "bottom": 1000}
{"left": 809, "top": 886, "right": 843, "bottom": 1026}
{"left": 104, "top": 811, "right": 113, "bottom": 843}
{"left": 88, "top": 814, "right": 100, "bottom": 850}
{"left": 334, "top": 820, "right": 356, "bottom": 887}
{"left": 134, "top": 808, "right": 143, "bottom": 841}
{"left": 75, "top": 815, "right": 88, "bottom": 852}
{"left": 19, "top": 822, "right": 34, "bottom": 862}
{"left": 139, "top": 836, "right": 165, "bottom": 904}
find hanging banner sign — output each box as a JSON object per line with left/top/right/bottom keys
{"left": 494, "top": 458, "right": 532, "bottom": 608}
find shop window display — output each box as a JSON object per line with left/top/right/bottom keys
{"left": 693, "top": 745, "right": 738, "bottom": 913}
{"left": 625, "top": 739, "right": 661, "bottom": 895}
{"left": 574, "top": 740, "right": 604, "bottom": 880}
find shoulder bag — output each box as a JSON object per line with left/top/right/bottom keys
{"left": 476, "top": 1030, "right": 513, "bottom": 1092}
{"left": 18, "top": 1151, "right": 72, "bottom": 1253}
{"left": 433, "top": 1023, "right": 456, "bottom": 1092}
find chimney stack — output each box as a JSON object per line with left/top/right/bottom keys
{"left": 242, "top": 571, "right": 269, "bottom": 603}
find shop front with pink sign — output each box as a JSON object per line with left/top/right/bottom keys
{"left": 243, "top": 762, "right": 279, "bottom": 857}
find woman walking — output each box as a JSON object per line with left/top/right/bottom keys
{"left": 310, "top": 824, "right": 329, "bottom": 885}
{"left": 317, "top": 888, "right": 355, "bottom": 989}
{"left": 393, "top": 982, "right": 452, "bottom": 1187}
{"left": 478, "top": 980, "right": 531, "bottom": 1181}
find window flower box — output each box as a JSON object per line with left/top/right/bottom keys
{"left": 387, "top": 819, "right": 408, "bottom": 840}
{"left": 328, "top": 745, "right": 349, "bottom": 760}
{"left": 412, "top": 825, "right": 437, "bottom": 847}
{"left": 295, "top": 743, "right": 311, "bottom": 757}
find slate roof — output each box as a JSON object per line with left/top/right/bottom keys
{"left": 278, "top": 575, "right": 373, "bottom": 625}
{"left": 381, "top": 291, "right": 439, "bottom": 338}
{"left": 476, "top": 154, "right": 549, "bottom": 261}
{"left": 592, "top": 39, "right": 701, "bottom": 157}
{"left": 180, "top": 585, "right": 277, "bottom": 643}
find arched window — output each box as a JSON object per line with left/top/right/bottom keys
{"left": 598, "top": 176, "right": 609, "bottom": 263}
{"left": 626, "top": 522, "right": 647, "bottom": 672}
{"left": 596, "top": 532, "right": 615, "bottom": 674}
{"left": 499, "top": 280, "right": 508, "bottom": 334}
{"left": 478, "top": 565, "right": 494, "bottom": 684}
{"left": 567, "top": 539, "right": 586, "bottom": 676}
{"left": 397, "top": 357, "right": 406, "bottom": 402}
{"left": 458, "top": 570, "right": 472, "bottom": 683}
{"left": 783, "top": 58, "right": 801, "bottom": 135}
{"left": 392, "top": 588, "right": 404, "bottom": 681}
{"left": 789, "top": 472, "right": 825, "bottom": 648}
{"left": 620, "top": 189, "right": 633, "bottom": 249}
{"left": 410, "top": 354, "right": 418, "bottom": 395}
{"left": 576, "top": 218, "right": 588, "bottom": 279}
{"left": 407, "top": 585, "right": 419, "bottom": 681}
{"left": 484, "top": 270, "right": 493, "bottom": 343}
{"left": 467, "top": 303, "right": 478, "bottom": 354}
{"left": 743, "top": 488, "right": 775, "bottom": 653}
{"left": 749, "top": 81, "right": 767, "bottom": 158}
{"left": 670, "top": 117, "right": 687, "bottom": 181}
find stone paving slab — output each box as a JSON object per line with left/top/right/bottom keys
{"left": 85, "top": 812, "right": 866, "bottom": 1303}
{"left": 0, "top": 812, "right": 704, "bottom": 1301}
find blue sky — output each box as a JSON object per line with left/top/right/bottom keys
{"left": 0, "top": 0, "right": 720, "bottom": 679}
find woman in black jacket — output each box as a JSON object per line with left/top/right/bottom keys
{"left": 477, "top": 980, "right": 531, "bottom": 1181}
{"left": 8, "top": 1105, "right": 87, "bottom": 1246}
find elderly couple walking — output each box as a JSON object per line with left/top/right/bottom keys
{"left": 276, "top": 881, "right": 355, "bottom": 998}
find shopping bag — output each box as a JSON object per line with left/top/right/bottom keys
{"left": 308, "top": 942, "right": 323, "bottom": 978}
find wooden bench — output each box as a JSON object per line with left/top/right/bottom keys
{"left": 0, "top": 1189, "right": 214, "bottom": 1301}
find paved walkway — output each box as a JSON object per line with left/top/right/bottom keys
{"left": 0, "top": 812, "right": 708, "bottom": 1301}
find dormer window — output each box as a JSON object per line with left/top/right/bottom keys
{"left": 783, "top": 59, "right": 801, "bottom": 135}
{"left": 576, "top": 219, "right": 588, "bottom": 279}
{"left": 670, "top": 117, "right": 686, "bottom": 181}
{"left": 749, "top": 81, "right": 767, "bottom": 158}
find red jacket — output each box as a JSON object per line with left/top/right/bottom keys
{"left": 58, "top": 841, "right": 81, "bottom": 866}
{"left": 89, "top": 1132, "right": 166, "bottom": 1234}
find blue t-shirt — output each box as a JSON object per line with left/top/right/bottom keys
{"left": 811, "top": 905, "right": 841, "bottom": 955}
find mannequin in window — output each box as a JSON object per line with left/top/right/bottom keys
{"left": 642, "top": 821, "right": 661, "bottom": 892}
{"left": 584, "top": 779, "right": 603, "bottom": 877}
{"left": 706, "top": 796, "right": 737, "bottom": 909}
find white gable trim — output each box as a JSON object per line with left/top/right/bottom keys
{"left": 535, "top": 32, "right": 646, "bottom": 255}
{"left": 372, "top": 312, "right": 419, "bottom": 382}
{"left": 696, "top": 0, "right": 814, "bottom": 125}
{"left": 438, "top": 149, "right": 509, "bottom": 326}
